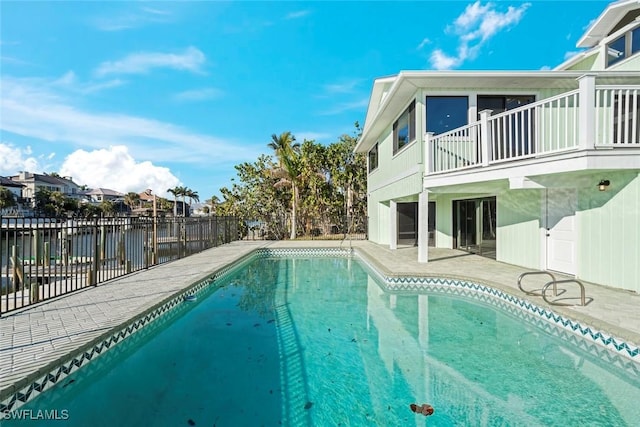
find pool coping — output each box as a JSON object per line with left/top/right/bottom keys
{"left": 1, "top": 246, "right": 638, "bottom": 412}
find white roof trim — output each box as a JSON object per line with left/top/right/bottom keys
{"left": 577, "top": 0, "right": 640, "bottom": 48}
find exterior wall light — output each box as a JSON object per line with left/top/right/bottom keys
{"left": 598, "top": 179, "right": 610, "bottom": 191}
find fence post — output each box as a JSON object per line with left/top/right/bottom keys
{"left": 143, "top": 219, "right": 149, "bottom": 269}
{"left": 479, "top": 110, "right": 493, "bottom": 166}
{"left": 424, "top": 132, "right": 434, "bottom": 174}
{"left": 92, "top": 216, "right": 99, "bottom": 286}
{"left": 11, "top": 245, "right": 23, "bottom": 290}
{"left": 100, "top": 225, "right": 106, "bottom": 266}
{"left": 578, "top": 74, "right": 596, "bottom": 150}
{"left": 43, "top": 242, "right": 50, "bottom": 267}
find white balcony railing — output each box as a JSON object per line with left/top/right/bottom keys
{"left": 427, "top": 82, "right": 640, "bottom": 174}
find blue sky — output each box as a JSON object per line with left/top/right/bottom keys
{"left": 0, "top": 0, "right": 609, "bottom": 201}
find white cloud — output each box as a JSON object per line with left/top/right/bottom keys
{"left": 0, "top": 76, "right": 258, "bottom": 166}
{"left": 429, "top": 1, "right": 530, "bottom": 70}
{"left": 59, "top": 146, "right": 180, "bottom": 196}
{"left": 416, "top": 38, "right": 431, "bottom": 50}
{"left": 92, "top": 6, "right": 173, "bottom": 31}
{"left": 53, "top": 70, "right": 125, "bottom": 94}
{"left": 285, "top": 10, "right": 310, "bottom": 20}
{"left": 430, "top": 49, "right": 463, "bottom": 70}
{"left": 319, "top": 98, "right": 369, "bottom": 116}
{"left": 174, "top": 87, "right": 223, "bottom": 102}
{"left": 323, "top": 80, "right": 361, "bottom": 95}
{"left": 95, "top": 47, "right": 206, "bottom": 77}
{"left": 0, "top": 142, "right": 46, "bottom": 175}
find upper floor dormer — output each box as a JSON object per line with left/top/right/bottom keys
{"left": 558, "top": 0, "right": 640, "bottom": 71}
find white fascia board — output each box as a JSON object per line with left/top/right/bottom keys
{"left": 577, "top": 0, "right": 640, "bottom": 48}
{"left": 355, "top": 75, "right": 399, "bottom": 153}
{"left": 423, "top": 150, "right": 640, "bottom": 190}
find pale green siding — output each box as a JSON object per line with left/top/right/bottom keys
{"left": 366, "top": 100, "right": 424, "bottom": 245}
{"left": 577, "top": 171, "right": 640, "bottom": 292}
{"left": 496, "top": 190, "right": 542, "bottom": 269}
{"left": 368, "top": 137, "right": 423, "bottom": 196}
{"left": 610, "top": 55, "right": 640, "bottom": 71}
{"left": 433, "top": 194, "right": 453, "bottom": 248}
{"left": 368, "top": 173, "right": 423, "bottom": 245}
{"left": 564, "top": 54, "right": 598, "bottom": 71}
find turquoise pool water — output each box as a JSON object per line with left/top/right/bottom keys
{"left": 6, "top": 256, "right": 640, "bottom": 426}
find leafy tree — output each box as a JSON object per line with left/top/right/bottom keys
{"left": 78, "top": 203, "right": 101, "bottom": 218}
{"left": 0, "top": 188, "right": 16, "bottom": 209}
{"left": 218, "top": 155, "right": 288, "bottom": 239}
{"left": 207, "top": 195, "right": 221, "bottom": 216}
{"left": 217, "top": 123, "right": 367, "bottom": 240}
{"left": 124, "top": 192, "right": 140, "bottom": 212}
{"left": 99, "top": 200, "right": 116, "bottom": 216}
{"left": 32, "top": 189, "right": 83, "bottom": 216}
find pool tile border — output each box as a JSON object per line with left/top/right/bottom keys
{"left": 0, "top": 248, "right": 348, "bottom": 412}
{"left": 354, "top": 252, "right": 640, "bottom": 367}
{"left": 2, "top": 247, "right": 638, "bottom": 413}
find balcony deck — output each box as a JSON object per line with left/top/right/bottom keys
{"left": 426, "top": 81, "right": 640, "bottom": 183}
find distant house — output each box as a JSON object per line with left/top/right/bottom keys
{"left": 84, "top": 188, "right": 124, "bottom": 203}
{"left": 0, "top": 176, "right": 28, "bottom": 215}
{"left": 10, "top": 172, "right": 82, "bottom": 206}
{"left": 0, "top": 176, "right": 25, "bottom": 201}
{"left": 355, "top": 0, "right": 640, "bottom": 293}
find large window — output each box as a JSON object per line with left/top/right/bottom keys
{"left": 393, "top": 100, "right": 416, "bottom": 154}
{"left": 479, "top": 95, "right": 535, "bottom": 158}
{"left": 425, "top": 96, "right": 468, "bottom": 134}
{"left": 368, "top": 143, "right": 378, "bottom": 172}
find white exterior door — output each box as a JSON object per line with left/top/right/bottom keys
{"left": 546, "top": 189, "right": 577, "bottom": 275}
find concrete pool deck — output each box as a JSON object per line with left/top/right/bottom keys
{"left": 1, "top": 239, "right": 639, "bottom": 404}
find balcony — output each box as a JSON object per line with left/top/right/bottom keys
{"left": 426, "top": 79, "right": 640, "bottom": 177}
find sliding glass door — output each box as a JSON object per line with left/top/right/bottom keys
{"left": 453, "top": 197, "right": 496, "bottom": 258}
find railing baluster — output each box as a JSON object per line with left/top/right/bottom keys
{"left": 633, "top": 89, "right": 638, "bottom": 144}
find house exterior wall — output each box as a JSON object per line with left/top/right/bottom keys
{"left": 367, "top": 108, "right": 424, "bottom": 245}
{"left": 563, "top": 54, "right": 598, "bottom": 71}
{"left": 577, "top": 171, "right": 640, "bottom": 293}
{"left": 496, "top": 189, "right": 543, "bottom": 270}
{"left": 610, "top": 55, "right": 640, "bottom": 71}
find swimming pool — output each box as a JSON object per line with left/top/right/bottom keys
{"left": 3, "top": 251, "right": 640, "bottom": 426}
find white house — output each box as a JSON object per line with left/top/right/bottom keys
{"left": 355, "top": 0, "right": 640, "bottom": 293}
{"left": 83, "top": 188, "right": 124, "bottom": 203}
{"left": 0, "top": 176, "right": 24, "bottom": 201}
{"left": 10, "top": 172, "right": 82, "bottom": 206}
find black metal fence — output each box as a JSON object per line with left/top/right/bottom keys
{"left": 0, "top": 215, "right": 240, "bottom": 315}
{"left": 243, "top": 214, "right": 368, "bottom": 241}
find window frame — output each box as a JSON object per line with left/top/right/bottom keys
{"left": 606, "top": 23, "right": 640, "bottom": 68}
{"left": 393, "top": 100, "right": 416, "bottom": 154}
{"left": 425, "top": 95, "right": 469, "bottom": 135}
{"left": 368, "top": 143, "right": 379, "bottom": 173}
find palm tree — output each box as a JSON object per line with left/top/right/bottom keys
{"left": 269, "top": 131, "right": 301, "bottom": 239}
{"left": 268, "top": 131, "right": 300, "bottom": 168}
{"left": 167, "top": 187, "right": 181, "bottom": 217}
{"left": 180, "top": 186, "right": 190, "bottom": 216}
{"left": 124, "top": 192, "right": 140, "bottom": 214}
{"left": 185, "top": 189, "right": 199, "bottom": 216}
